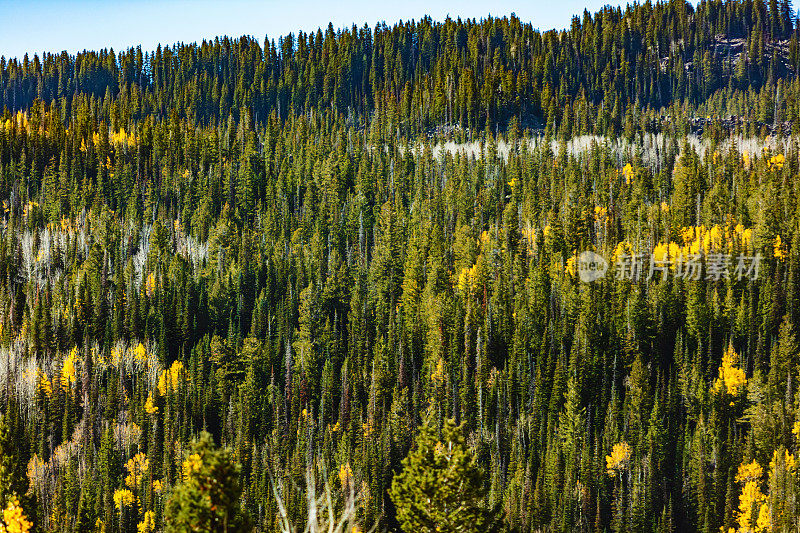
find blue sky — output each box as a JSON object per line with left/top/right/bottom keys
{"left": 0, "top": 0, "right": 627, "bottom": 60}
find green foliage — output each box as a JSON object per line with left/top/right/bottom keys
{"left": 389, "top": 419, "right": 500, "bottom": 533}
{"left": 165, "top": 432, "right": 250, "bottom": 533}
{"left": 2, "top": 2, "right": 800, "bottom": 531}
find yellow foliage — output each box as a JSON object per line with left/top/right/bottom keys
{"left": 110, "top": 128, "right": 137, "bottom": 148}
{"left": 157, "top": 372, "right": 167, "bottom": 396}
{"left": 9, "top": 111, "right": 27, "bottom": 132}
{"left": 457, "top": 267, "right": 469, "bottom": 292}
{"left": 0, "top": 499, "right": 33, "bottom": 533}
{"left": 61, "top": 347, "right": 78, "bottom": 392}
{"left": 362, "top": 420, "right": 374, "bottom": 439}
{"left": 124, "top": 453, "right": 149, "bottom": 489}
{"left": 111, "top": 347, "right": 122, "bottom": 366}
{"left": 606, "top": 442, "right": 631, "bottom": 476}
{"left": 182, "top": 453, "right": 202, "bottom": 483}
{"left": 774, "top": 234, "right": 786, "bottom": 260}
{"left": 681, "top": 225, "right": 705, "bottom": 254}
{"left": 736, "top": 478, "right": 765, "bottom": 531}
{"left": 768, "top": 153, "right": 785, "bottom": 171}
{"left": 612, "top": 241, "right": 633, "bottom": 262}
{"left": 136, "top": 511, "right": 155, "bottom": 533}
{"left": 133, "top": 343, "right": 147, "bottom": 362}
{"left": 674, "top": 223, "right": 755, "bottom": 257}
{"left": 521, "top": 225, "right": 537, "bottom": 254}
{"left": 152, "top": 479, "right": 162, "bottom": 493}
{"left": 3, "top": 112, "right": 28, "bottom": 134}
{"left": 469, "top": 261, "right": 483, "bottom": 291}
{"left": 713, "top": 344, "right": 747, "bottom": 396}
{"left": 680, "top": 225, "right": 698, "bottom": 246}
{"left": 565, "top": 254, "right": 577, "bottom": 277}
{"left": 652, "top": 243, "right": 668, "bottom": 262}
{"left": 755, "top": 502, "right": 771, "bottom": 531}
{"left": 621, "top": 163, "right": 634, "bottom": 184}
{"left": 157, "top": 361, "right": 185, "bottom": 396}
{"left": 339, "top": 462, "right": 353, "bottom": 488}
{"left": 734, "top": 224, "right": 753, "bottom": 249}
{"left": 144, "top": 392, "right": 158, "bottom": 415}
{"left": 594, "top": 206, "right": 608, "bottom": 221}
{"left": 732, "top": 451, "right": 797, "bottom": 532}
{"left": 26, "top": 455, "right": 45, "bottom": 489}
{"left": 769, "top": 449, "right": 797, "bottom": 475}
{"left": 145, "top": 272, "right": 157, "bottom": 297}
{"left": 112, "top": 489, "right": 135, "bottom": 512}
{"left": 652, "top": 242, "right": 681, "bottom": 262}
{"left": 21, "top": 201, "right": 38, "bottom": 219}
{"left": 737, "top": 460, "right": 763, "bottom": 483}
{"left": 704, "top": 224, "right": 724, "bottom": 251}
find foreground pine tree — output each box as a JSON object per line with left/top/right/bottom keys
{"left": 389, "top": 418, "right": 500, "bottom": 533}
{"left": 164, "top": 432, "right": 250, "bottom": 533}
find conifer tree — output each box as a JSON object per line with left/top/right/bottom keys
{"left": 164, "top": 432, "right": 250, "bottom": 533}
{"left": 389, "top": 418, "right": 501, "bottom": 533}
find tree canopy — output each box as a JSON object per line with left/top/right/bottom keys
{"left": 0, "top": 1, "right": 799, "bottom": 531}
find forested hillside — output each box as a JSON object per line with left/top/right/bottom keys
{"left": 2, "top": 1, "right": 800, "bottom": 531}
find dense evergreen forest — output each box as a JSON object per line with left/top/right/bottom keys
{"left": 4, "top": 0, "right": 800, "bottom": 531}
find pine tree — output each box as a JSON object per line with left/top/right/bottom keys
{"left": 164, "top": 432, "right": 250, "bottom": 533}
{"left": 389, "top": 418, "right": 501, "bottom": 533}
